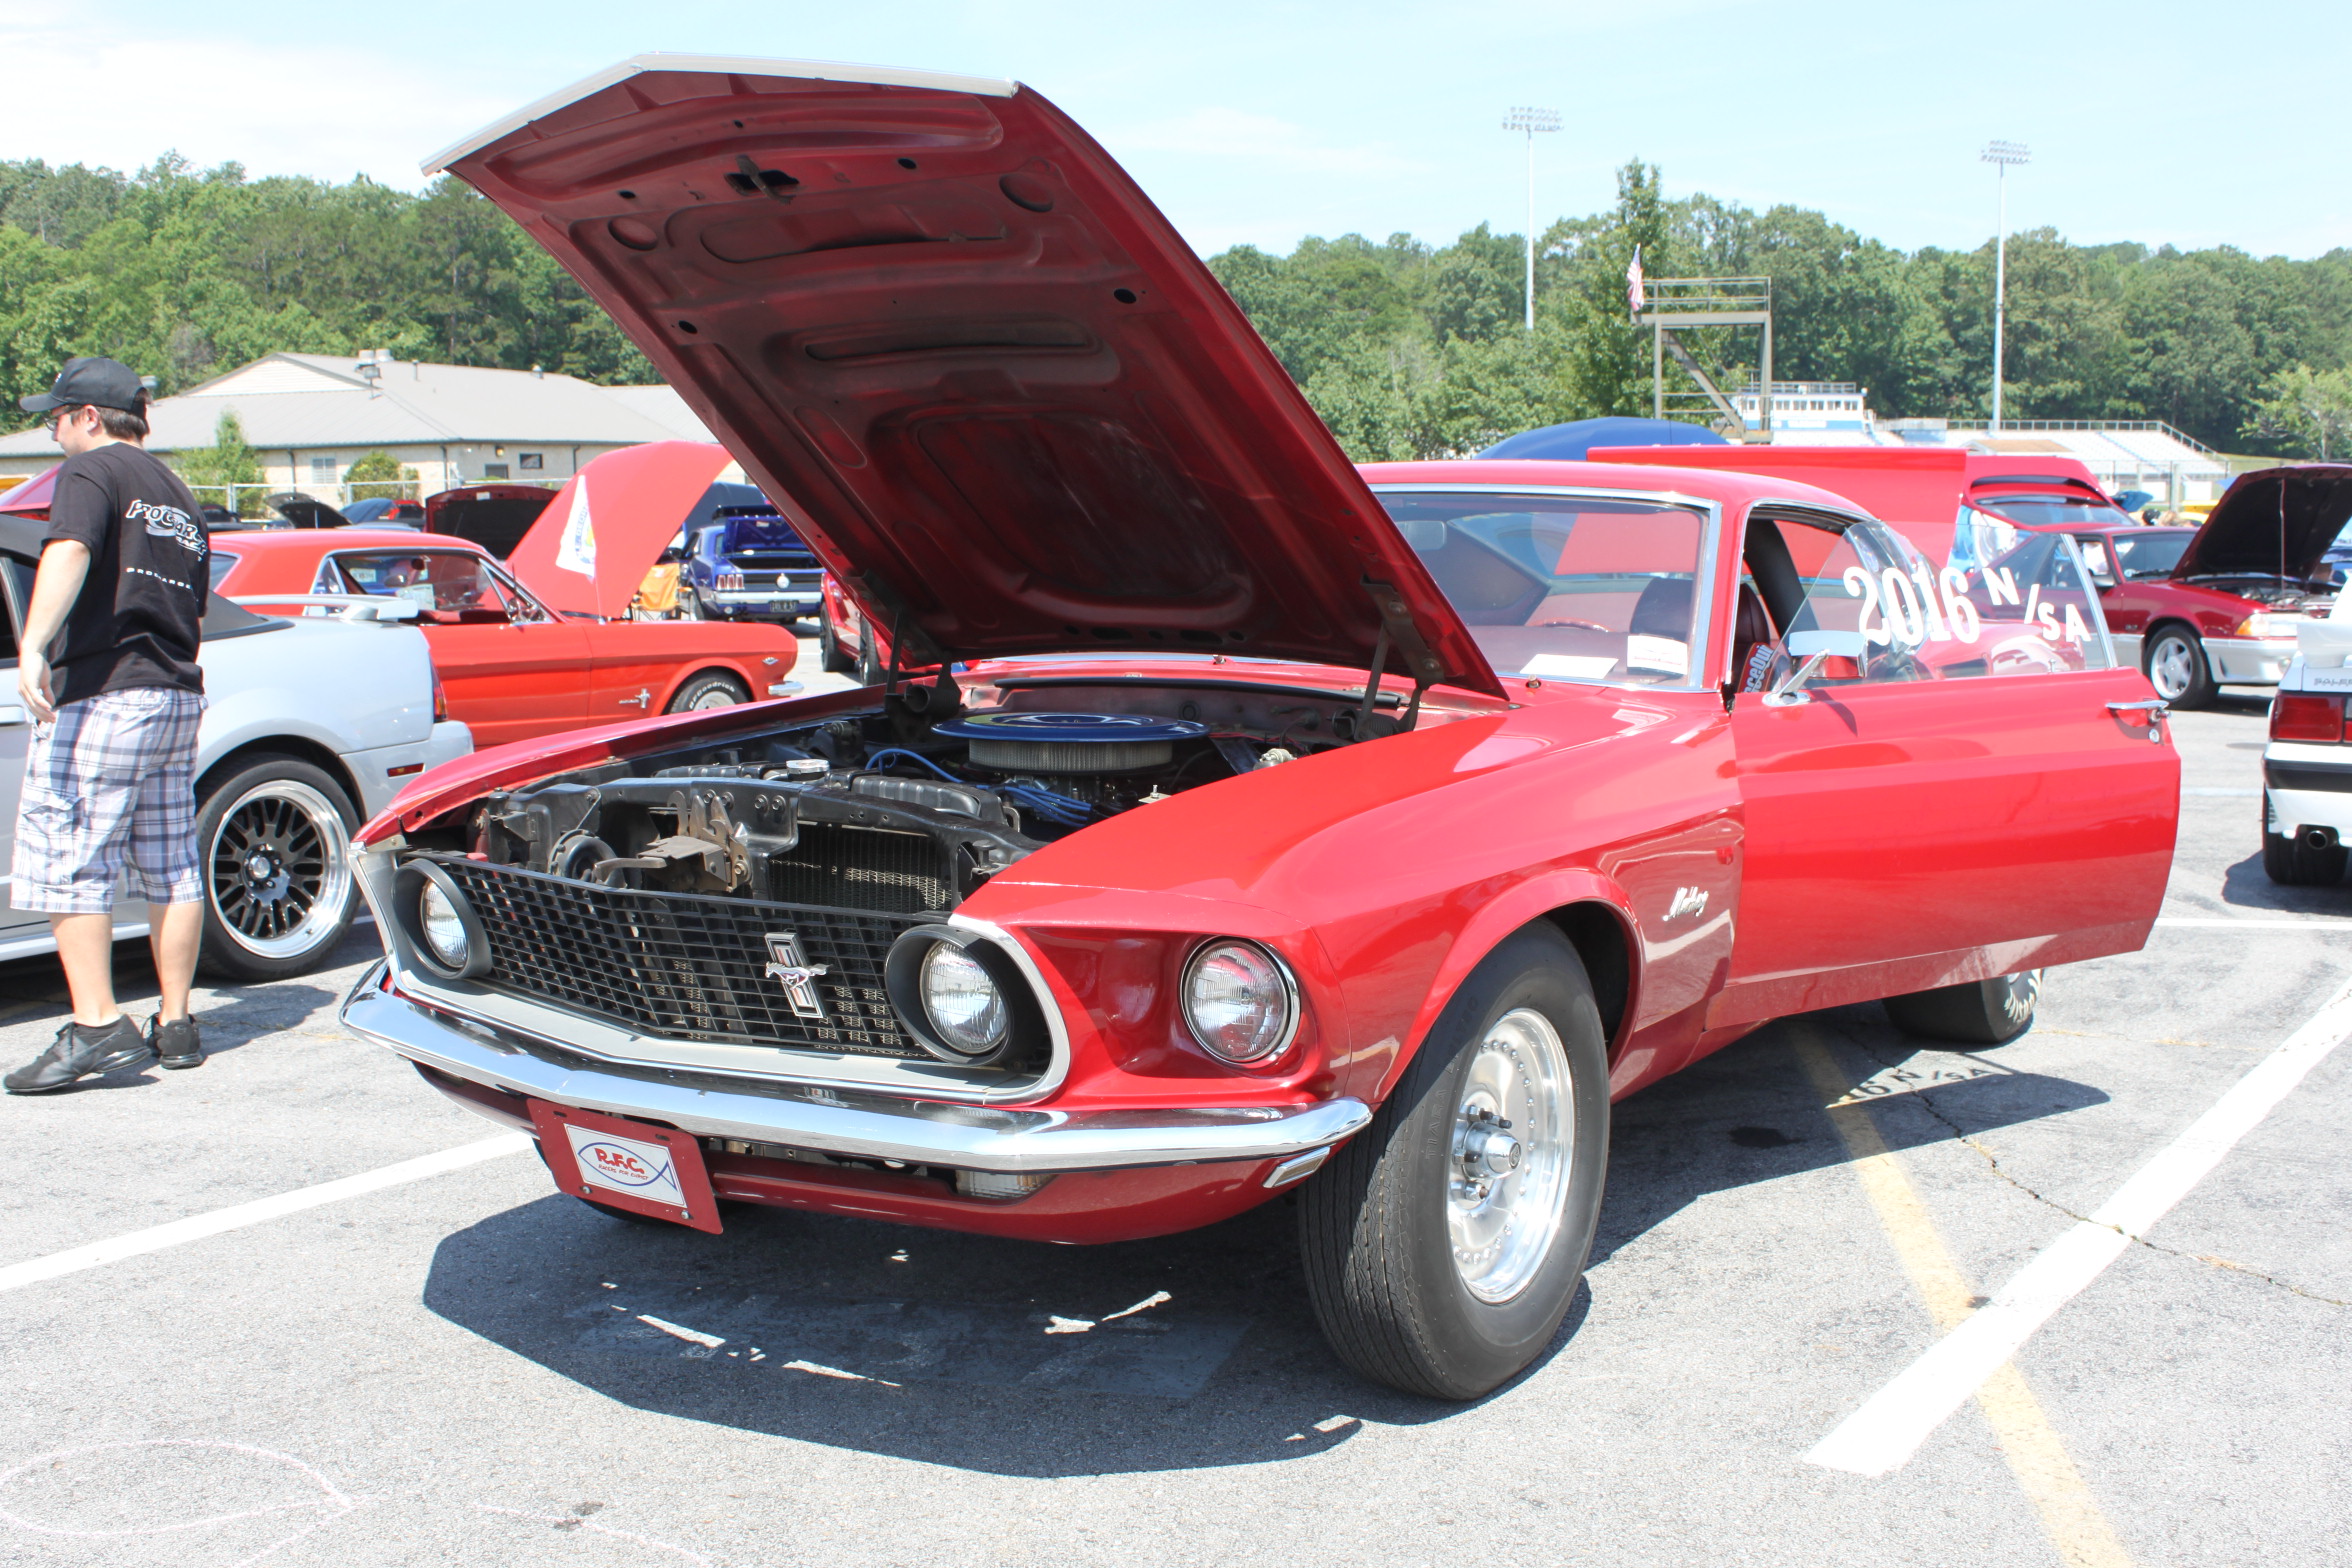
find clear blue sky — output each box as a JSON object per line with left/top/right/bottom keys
{"left": 2, "top": 1, "right": 2342, "bottom": 260}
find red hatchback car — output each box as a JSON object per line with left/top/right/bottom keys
{"left": 342, "top": 56, "right": 2179, "bottom": 1400}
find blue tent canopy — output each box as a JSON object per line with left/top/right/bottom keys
{"left": 1479, "top": 417, "right": 1728, "bottom": 461}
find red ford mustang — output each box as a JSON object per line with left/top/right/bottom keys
{"left": 341, "top": 56, "right": 2180, "bottom": 1400}
{"left": 216, "top": 443, "right": 798, "bottom": 747}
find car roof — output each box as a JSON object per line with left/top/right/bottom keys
{"left": 1358, "top": 458, "right": 1881, "bottom": 519}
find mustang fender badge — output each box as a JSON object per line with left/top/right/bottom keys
{"left": 763, "top": 932, "right": 831, "bottom": 1020}
{"left": 1666, "top": 887, "right": 1709, "bottom": 921}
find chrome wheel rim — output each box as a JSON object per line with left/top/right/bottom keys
{"left": 208, "top": 780, "right": 352, "bottom": 959}
{"left": 1448, "top": 1007, "right": 1573, "bottom": 1303}
{"left": 685, "top": 684, "right": 741, "bottom": 711}
{"left": 2149, "top": 636, "right": 2195, "bottom": 699}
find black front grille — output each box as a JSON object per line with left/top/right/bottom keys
{"left": 433, "top": 858, "right": 922, "bottom": 1056}
{"left": 768, "top": 823, "right": 953, "bottom": 915}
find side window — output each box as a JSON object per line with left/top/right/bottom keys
{"left": 1744, "top": 512, "right": 2115, "bottom": 694}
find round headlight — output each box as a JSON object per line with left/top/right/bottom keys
{"left": 418, "top": 880, "right": 470, "bottom": 970}
{"left": 1182, "top": 939, "right": 1297, "bottom": 1063}
{"left": 920, "top": 941, "right": 1009, "bottom": 1056}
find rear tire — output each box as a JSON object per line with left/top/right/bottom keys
{"left": 1884, "top": 970, "right": 2040, "bottom": 1047}
{"left": 854, "top": 621, "right": 883, "bottom": 686}
{"left": 1299, "top": 924, "right": 1609, "bottom": 1400}
{"left": 195, "top": 755, "right": 360, "bottom": 982}
{"left": 2145, "top": 625, "right": 2215, "bottom": 709}
{"left": 666, "top": 671, "right": 752, "bottom": 713}
{"left": 678, "top": 590, "right": 704, "bottom": 622}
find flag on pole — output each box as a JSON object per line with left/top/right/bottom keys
{"left": 554, "top": 474, "right": 597, "bottom": 578}
{"left": 1626, "top": 245, "right": 1646, "bottom": 323}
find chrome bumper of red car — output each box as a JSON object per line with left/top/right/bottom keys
{"left": 339, "top": 961, "right": 1369, "bottom": 1174}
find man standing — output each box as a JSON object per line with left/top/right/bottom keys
{"left": 4, "top": 357, "right": 211, "bottom": 1093}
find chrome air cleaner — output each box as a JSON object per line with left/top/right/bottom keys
{"left": 935, "top": 711, "right": 1210, "bottom": 773}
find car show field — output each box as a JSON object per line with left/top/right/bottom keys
{"left": 0, "top": 686, "right": 2342, "bottom": 1568}
{"left": 2, "top": 26, "right": 2347, "bottom": 1568}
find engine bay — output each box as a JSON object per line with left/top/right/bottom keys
{"left": 447, "top": 675, "right": 1423, "bottom": 917}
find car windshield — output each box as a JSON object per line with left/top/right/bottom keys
{"left": 1970, "top": 492, "right": 2128, "bottom": 529}
{"left": 1378, "top": 491, "right": 1708, "bottom": 685}
{"left": 316, "top": 550, "right": 539, "bottom": 621}
{"left": 2109, "top": 532, "right": 2192, "bottom": 580}
{"left": 720, "top": 517, "right": 803, "bottom": 554}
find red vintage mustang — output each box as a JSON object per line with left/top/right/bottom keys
{"left": 216, "top": 442, "right": 799, "bottom": 747}
{"left": 341, "top": 56, "right": 2179, "bottom": 1400}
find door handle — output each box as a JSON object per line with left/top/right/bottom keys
{"left": 2106, "top": 697, "right": 2168, "bottom": 744}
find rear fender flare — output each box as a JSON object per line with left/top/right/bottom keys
{"left": 1368, "top": 871, "right": 1641, "bottom": 1105}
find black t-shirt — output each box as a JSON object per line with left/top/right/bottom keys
{"left": 42, "top": 444, "right": 210, "bottom": 704}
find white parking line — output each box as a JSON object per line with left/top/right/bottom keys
{"left": 1807, "top": 970, "right": 2352, "bottom": 1476}
{"left": 0, "top": 1132, "right": 530, "bottom": 1297}
{"left": 2180, "top": 788, "right": 2259, "bottom": 797}
{"left": 2154, "top": 917, "right": 2352, "bottom": 929}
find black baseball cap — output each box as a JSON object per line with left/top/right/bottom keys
{"left": 20, "top": 356, "right": 147, "bottom": 415}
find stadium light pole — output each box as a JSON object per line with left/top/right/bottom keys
{"left": 1503, "top": 107, "right": 1561, "bottom": 331}
{"left": 1981, "top": 139, "right": 2029, "bottom": 433}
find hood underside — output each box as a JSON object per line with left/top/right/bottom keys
{"left": 507, "top": 441, "right": 735, "bottom": 617}
{"left": 2173, "top": 466, "right": 2352, "bottom": 585}
{"left": 431, "top": 54, "right": 1497, "bottom": 695}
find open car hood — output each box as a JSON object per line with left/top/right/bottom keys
{"left": 506, "top": 440, "right": 735, "bottom": 617}
{"left": 429, "top": 55, "right": 1495, "bottom": 694}
{"left": 2170, "top": 465, "right": 2352, "bottom": 586}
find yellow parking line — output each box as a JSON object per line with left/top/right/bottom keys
{"left": 1791, "top": 1025, "right": 2132, "bottom": 1568}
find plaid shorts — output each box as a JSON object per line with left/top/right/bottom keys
{"left": 10, "top": 687, "right": 206, "bottom": 915}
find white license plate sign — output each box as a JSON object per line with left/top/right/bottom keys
{"left": 565, "top": 1122, "right": 688, "bottom": 1207}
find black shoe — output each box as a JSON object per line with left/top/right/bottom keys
{"left": 152, "top": 1015, "right": 203, "bottom": 1070}
{"left": 3, "top": 1016, "right": 157, "bottom": 1094}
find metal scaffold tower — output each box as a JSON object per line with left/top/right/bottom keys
{"left": 1637, "top": 277, "right": 1773, "bottom": 440}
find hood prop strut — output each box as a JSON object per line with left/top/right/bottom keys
{"left": 1360, "top": 578, "right": 1439, "bottom": 735}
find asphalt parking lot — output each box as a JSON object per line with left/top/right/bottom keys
{"left": 2, "top": 667, "right": 2345, "bottom": 1568}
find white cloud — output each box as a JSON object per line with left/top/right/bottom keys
{"left": 0, "top": 23, "right": 510, "bottom": 187}
{"left": 1110, "top": 107, "right": 1426, "bottom": 179}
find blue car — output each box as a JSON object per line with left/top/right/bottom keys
{"left": 676, "top": 484, "right": 824, "bottom": 625}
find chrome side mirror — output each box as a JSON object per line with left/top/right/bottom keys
{"left": 1760, "top": 628, "right": 1868, "bottom": 709}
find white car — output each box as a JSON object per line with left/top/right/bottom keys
{"left": 2262, "top": 614, "right": 2352, "bottom": 885}
{"left": 0, "top": 519, "right": 472, "bottom": 978}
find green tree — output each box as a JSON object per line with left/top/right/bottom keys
{"left": 2244, "top": 365, "right": 2352, "bottom": 460}
{"left": 172, "top": 409, "right": 268, "bottom": 516}
{"left": 344, "top": 448, "right": 420, "bottom": 501}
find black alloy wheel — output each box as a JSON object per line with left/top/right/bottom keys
{"left": 1298, "top": 923, "right": 1610, "bottom": 1400}
{"left": 196, "top": 755, "right": 360, "bottom": 981}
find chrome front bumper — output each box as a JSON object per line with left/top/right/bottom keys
{"left": 339, "top": 962, "right": 1370, "bottom": 1174}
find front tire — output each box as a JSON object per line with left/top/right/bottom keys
{"left": 819, "top": 615, "right": 855, "bottom": 675}
{"left": 1299, "top": 924, "right": 1609, "bottom": 1400}
{"left": 2145, "top": 625, "right": 2216, "bottom": 709}
{"left": 666, "top": 671, "right": 752, "bottom": 713}
{"left": 854, "top": 620, "right": 883, "bottom": 686}
{"left": 196, "top": 755, "right": 359, "bottom": 981}
{"left": 1885, "top": 969, "right": 2040, "bottom": 1046}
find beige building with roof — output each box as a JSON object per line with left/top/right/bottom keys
{"left": 0, "top": 351, "right": 719, "bottom": 499}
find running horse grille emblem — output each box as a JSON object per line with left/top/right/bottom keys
{"left": 762, "top": 931, "right": 831, "bottom": 1021}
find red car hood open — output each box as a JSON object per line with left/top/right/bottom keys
{"left": 428, "top": 55, "right": 1496, "bottom": 695}
{"left": 507, "top": 440, "right": 735, "bottom": 617}
{"left": 2170, "top": 465, "right": 2352, "bottom": 586}
{"left": 0, "top": 467, "right": 58, "bottom": 516}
